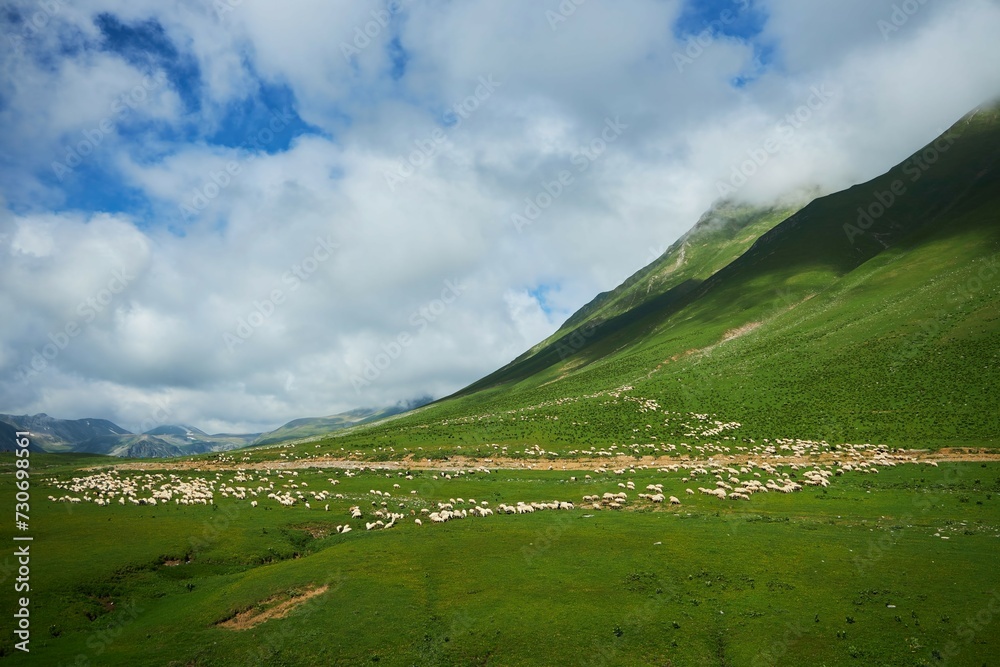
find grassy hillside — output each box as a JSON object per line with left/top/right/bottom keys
{"left": 296, "top": 103, "right": 1000, "bottom": 459}
{"left": 461, "top": 201, "right": 807, "bottom": 397}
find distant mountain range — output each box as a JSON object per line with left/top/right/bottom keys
{"left": 0, "top": 396, "right": 433, "bottom": 458}
{"left": 251, "top": 397, "right": 433, "bottom": 446}
{"left": 0, "top": 413, "right": 257, "bottom": 458}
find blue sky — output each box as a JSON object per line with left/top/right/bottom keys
{"left": 38, "top": 12, "right": 324, "bottom": 218}
{"left": 674, "top": 0, "right": 775, "bottom": 86}
{"left": 1, "top": 0, "right": 999, "bottom": 432}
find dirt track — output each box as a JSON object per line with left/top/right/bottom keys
{"left": 98, "top": 448, "right": 1000, "bottom": 473}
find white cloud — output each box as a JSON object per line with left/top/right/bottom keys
{"left": 1, "top": 0, "right": 998, "bottom": 432}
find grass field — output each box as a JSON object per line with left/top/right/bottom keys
{"left": 3, "top": 453, "right": 999, "bottom": 666}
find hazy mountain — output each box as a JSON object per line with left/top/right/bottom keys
{"left": 0, "top": 413, "right": 129, "bottom": 452}
{"left": 0, "top": 421, "right": 46, "bottom": 452}
{"left": 254, "top": 397, "right": 434, "bottom": 446}
{"left": 0, "top": 414, "right": 254, "bottom": 458}
{"left": 0, "top": 400, "right": 430, "bottom": 456}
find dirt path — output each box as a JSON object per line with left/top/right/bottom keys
{"left": 218, "top": 584, "right": 328, "bottom": 630}
{"left": 96, "top": 448, "right": 1000, "bottom": 474}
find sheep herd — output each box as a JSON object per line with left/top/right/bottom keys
{"left": 44, "top": 442, "right": 941, "bottom": 542}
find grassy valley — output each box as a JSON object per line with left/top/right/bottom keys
{"left": 2, "top": 104, "right": 999, "bottom": 666}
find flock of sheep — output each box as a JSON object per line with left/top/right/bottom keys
{"left": 44, "top": 438, "right": 936, "bottom": 547}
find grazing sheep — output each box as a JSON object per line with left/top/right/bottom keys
{"left": 669, "top": 496, "right": 681, "bottom": 505}
{"left": 414, "top": 518, "right": 422, "bottom": 526}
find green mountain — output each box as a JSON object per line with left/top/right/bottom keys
{"left": 0, "top": 414, "right": 258, "bottom": 457}
{"left": 74, "top": 433, "right": 187, "bottom": 458}
{"left": 0, "top": 413, "right": 129, "bottom": 452}
{"left": 0, "top": 421, "right": 45, "bottom": 452}
{"left": 253, "top": 397, "right": 433, "bottom": 446}
{"left": 463, "top": 199, "right": 809, "bottom": 395}
{"left": 313, "top": 102, "right": 1000, "bottom": 456}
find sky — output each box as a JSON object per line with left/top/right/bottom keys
{"left": 2, "top": 0, "right": 999, "bottom": 434}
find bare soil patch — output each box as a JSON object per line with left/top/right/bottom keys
{"left": 101, "top": 449, "right": 1000, "bottom": 475}
{"left": 218, "top": 584, "right": 328, "bottom": 630}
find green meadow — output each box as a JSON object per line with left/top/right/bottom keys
{"left": 2, "top": 455, "right": 999, "bottom": 666}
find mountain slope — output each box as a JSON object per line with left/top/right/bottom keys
{"left": 0, "top": 413, "right": 129, "bottom": 452}
{"left": 0, "top": 421, "right": 46, "bottom": 452}
{"left": 74, "top": 434, "right": 187, "bottom": 458}
{"left": 459, "top": 201, "right": 809, "bottom": 396}
{"left": 140, "top": 425, "right": 258, "bottom": 454}
{"left": 308, "top": 101, "right": 1000, "bottom": 454}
